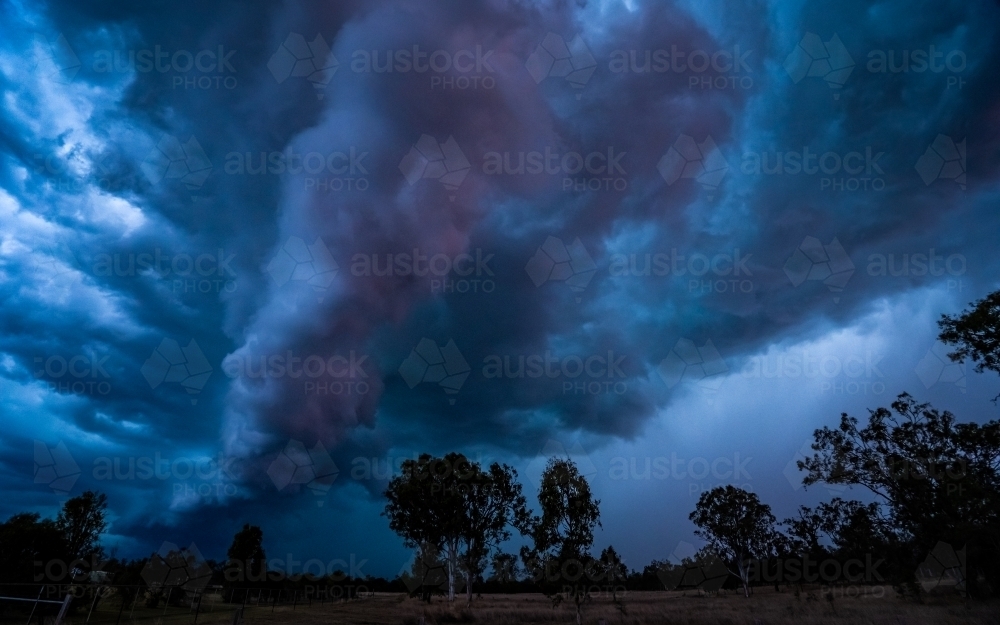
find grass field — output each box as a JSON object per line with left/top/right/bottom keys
{"left": 45, "top": 588, "right": 994, "bottom": 625}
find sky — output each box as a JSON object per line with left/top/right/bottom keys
{"left": 1, "top": 0, "right": 999, "bottom": 579}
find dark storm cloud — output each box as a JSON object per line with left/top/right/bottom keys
{"left": 2, "top": 0, "right": 999, "bottom": 566}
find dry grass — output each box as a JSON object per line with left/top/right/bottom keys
{"left": 183, "top": 588, "right": 1000, "bottom": 625}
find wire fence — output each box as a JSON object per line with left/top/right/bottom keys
{"left": 0, "top": 583, "right": 370, "bottom": 625}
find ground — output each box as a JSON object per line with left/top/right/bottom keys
{"left": 32, "top": 587, "right": 999, "bottom": 625}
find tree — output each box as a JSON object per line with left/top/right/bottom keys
{"left": 784, "top": 499, "right": 895, "bottom": 562}
{"left": 456, "top": 462, "right": 529, "bottom": 605}
{"left": 489, "top": 552, "right": 520, "bottom": 584}
{"left": 385, "top": 454, "right": 529, "bottom": 604}
{"left": 598, "top": 546, "right": 628, "bottom": 601}
{"left": 689, "top": 485, "right": 779, "bottom": 597}
{"left": 403, "top": 542, "right": 449, "bottom": 602}
{"left": 56, "top": 490, "right": 108, "bottom": 563}
{"left": 0, "top": 513, "right": 66, "bottom": 585}
{"left": 797, "top": 393, "right": 1000, "bottom": 595}
{"left": 225, "top": 524, "right": 266, "bottom": 584}
{"left": 384, "top": 453, "right": 467, "bottom": 601}
{"left": 939, "top": 289, "right": 1000, "bottom": 400}
{"left": 521, "top": 458, "right": 602, "bottom": 625}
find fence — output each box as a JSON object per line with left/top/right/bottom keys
{"left": 0, "top": 583, "right": 369, "bottom": 624}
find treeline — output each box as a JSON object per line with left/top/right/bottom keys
{"left": 3, "top": 289, "right": 999, "bottom": 618}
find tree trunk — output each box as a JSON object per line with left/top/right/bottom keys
{"left": 446, "top": 542, "right": 457, "bottom": 602}
{"left": 738, "top": 559, "right": 750, "bottom": 598}
{"left": 465, "top": 564, "right": 473, "bottom": 607}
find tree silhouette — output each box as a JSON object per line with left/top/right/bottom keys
{"left": 225, "top": 523, "right": 266, "bottom": 583}
{"left": 0, "top": 513, "right": 67, "bottom": 584}
{"left": 383, "top": 453, "right": 468, "bottom": 601}
{"left": 521, "top": 458, "right": 601, "bottom": 625}
{"left": 384, "top": 453, "right": 526, "bottom": 603}
{"left": 598, "top": 545, "right": 628, "bottom": 601}
{"left": 489, "top": 552, "right": 520, "bottom": 584}
{"left": 56, "top": 490, "right": 107, "bottom": 563}
{"left": 939, "top": 289, "right": 1000, "bottom": 400}
{"left": 798, "top": 393, "right": 1000, "bottom": 595}
{"left": 689, "top": 485, "right": 779, "bottom": 597}
{"left": 457, "top": 462, "right": 529, "bottom": 605}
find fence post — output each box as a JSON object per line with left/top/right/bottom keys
{"left": 86, "top": 586, "right": 102, "bottom": 622}
{"left": 53, "top": 594, "right": 72, "bottom": 625}
{"left": 129, "top": 586, "right": 139, "bottom": 619}
{"left": 192, "top": 589, "right": 203, "bottom": 624}
{"left": 114, "top": 587, "right": 126, "bottom": 625}
{"left": 25, "top": 586, "right": 44, "bottom": 625}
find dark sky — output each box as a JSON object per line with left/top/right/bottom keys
{"left": 2, "top": 0, "right": 999, "bottom": 577}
